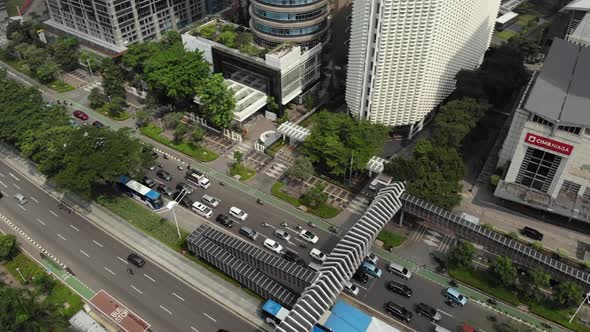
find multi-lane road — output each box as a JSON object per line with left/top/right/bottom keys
{"left": 0, "top": 158, "right": 258, "bottom": 332}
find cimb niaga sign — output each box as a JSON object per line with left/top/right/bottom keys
{"left": 524, "top": 133, "right": 574, "bottom": 156}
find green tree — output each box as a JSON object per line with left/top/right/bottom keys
{"left": 554, "top": 281, "right": 582, "bottom": 308}
{"left": 162, "top": 112, "right": 184, "bottom": 129}
{"left": 103, "top": 102, "right": 123, "bottom": 117}
{"left": 144, "top": 43, "right": 209, "bottom": 101}
{"left": 100, "top": 58, "right": 126, "bottom": 99}
{"left": 160, "top": 30, "right": 182, "bottom": 48}
{"left": 190, "top": 126, "right": 205, "bottom": 145}
{"left": 33, "top": 273, "right": 56, "bottom": 294}
{"left": 0, "top": 234, "right": 17, "bottom": 261}
{"left": 219, "top": 30, "right": 236, "bottom": 48}
{"left": 287, "top": 157, "right": 314, "bottom": 182}
{"left": 49, "top": 37, "right": 79, "bottom": 71}
{"left": 235, "top": 32, "right": 254, "bottom": 49}
{"left": 448, "top": 241, "right": 475, "bottom": 270}
{"left": 35, "top": 61, "right": 58, "bottom": 83}
{"left": 267, "top": 96, "right": 279, "bottom": 113}
{"left": 454, "top": 70, "right": 486, "bottom": 101}
{"left": 522, "top": 268, "right": 550, "bottom": 299}
{"left": 88, "top": 87, "right": 105, "bottom": 109}
{"left": 480, "top": 44, "right": 528, "bottom": 107}
{"left": 303, "top": 111, "right": 387, "bottom": 177}
{"left": 301, "top": 184, "right": 327, "bottom": 209}
{"left": 233, "top": 150, "right": 243, "bottom": 164}
{"left": 21, "top": 45, "right": 47, "bottom": 73}
{"left": 0, "top": 286, "right": 66, "bottom": 331}
{"left": 490, "top": 257, "right": 517, "bottom": 288}
{"left": 173, "top": 123, "right": 190, "bottom": 143}
{"left": 122, "top": 42, "right": 161, "bottom": 74}
{"left": 196, "top": 73, "right": 236, "bottom": 129}
{"left": 432, "top": 98, "right": 489, "bottom": 149}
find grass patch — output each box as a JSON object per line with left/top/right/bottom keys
{"left": 496, "top": 30, "right": 518, "bottom": 40}
{"left": 97, "top": 195, "right": 188, "bottom": 250}
{"left": 2, "top": 57, "right": 34, "bottom": 76}
{"left": 229, "top": 163, "right": 256, "bottom": 181}
{"left": 529, "top": 303, "right": 589, "bottom": 332}
{"left": 48, "top": 80, "right": 75, "bottom": 93}
{"left": 96, "top": 103, "right": 132, "bottom": 121}
{"left": 449, "top": 268, "right": 521, "bottom": 305}
{"left": 266, "top": 139, "right": 286, "bottom": 157}
{"left": 140, "top": 123, "right": 218, "bottom": 162}
{"left": 271, "top": 182, "right": 341, "bottom": 219}
{"left": 517, "top": 13, "right": 538, "bottom": 26}
{"left": 5, "top": 253, "right": 83, "bottom": 319}
{"left": 377, "top": 229, "right": 406, "bottom": 250}
{"left": 6, "top": 0, "right": 25, "bottom": 16}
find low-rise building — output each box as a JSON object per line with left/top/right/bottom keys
{"left": 495, "top": 38, "right": 590, "bottom": 223}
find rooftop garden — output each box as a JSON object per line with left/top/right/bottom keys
{"left": 192, "top": 21, "right": 268, "bottom": 58}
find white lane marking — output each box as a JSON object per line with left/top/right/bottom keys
{"left": 30, "top": 196, "right": 39, "bottom": 203}
{"left": 203, "top": 313, "right": 216, "bottom": 322}
{"left": 70, "top": 224, "right": 80, "bottom": 232}
{"left": 160, "top": 305, "right": 172, "bottom": 315}
{"left": 57, "top": 233, "right": 66, "bottom": 241}
{"left": 144, "top": 274, "right": 156, "bottom": 282}
{"left": 12, "top": 183, "right": 21, "bottom": 190}
{"left": 0, "top": 172, "right": 4, "bottom": 177}
{"left": 8, "top": 173, "right": 19, "bottom": 181}
{"left": 0, "top": 191, "right": 6, "bottom": 197}
{"left": 131, "top": 285, "right": 143, "bottom": 294}
{"left": 79, "top": 249, "right": 90, "bottom": 257}
{"left": 172, "top": 292, "right": 185, "bottom": 302}
{"left": 0, "top": 180, "right": 7, "bottom": 188}
{"left": 437, "top": 309, "right": 453, "bottom": 318}
{"left": 104, "top": 267, "right": 116, "bottom": 275}
{"left": 36, "top": 218, "right": 46, "bottom": 226}
{"left": 49, "top": 210, "right": 58, "bottom": 217}
{"left": 93, "top": 240, "right": 103, "bottom": 248}
{"left": 190, "top": 326, "right": 199, "bottom": 332}
{"left": 18, "top": 204, "right": 26, "bottom": 211}
{"left": 117, "top": 256, "right": 128, "bottom": 265}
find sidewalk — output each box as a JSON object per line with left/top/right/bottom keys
{"left": 0, "top": 143, "right": 266, "bottom": 330}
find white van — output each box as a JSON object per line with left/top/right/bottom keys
{"left": 229, "top": 206, "right": 248, "bottom": 221}
{"left": 192, "top": 202, "right": 213, "bottom": 218}
{"left": 433, "top": 325, "right": 452, "bottom": 332}
{"left": 388, "top": 262, "right": 412, "bottom": 280}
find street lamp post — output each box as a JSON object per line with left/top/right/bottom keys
{"left": 15, "top": 267, "right": 26, "bottom": 283}
{"left": 165, "top": 189, "right": 188, "bottom": 240}
{"left": 569, "top": 291, "right": 590, "bottom": 324}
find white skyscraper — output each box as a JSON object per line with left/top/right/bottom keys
{"left": 345, "top": 0, "right": 500, "bottom": 135}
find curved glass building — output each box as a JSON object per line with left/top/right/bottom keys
{"left": 249, "top": 0, "right": 329, "bottom": 49}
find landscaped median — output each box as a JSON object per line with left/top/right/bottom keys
{"left": 376, "top": 229, "right": 406, "bottom": 250}
{"left": 271, "top": 182, "right": 341, "bottom": 219}
{"left": 140, "top": 123, "right": 218, "bottom": 162}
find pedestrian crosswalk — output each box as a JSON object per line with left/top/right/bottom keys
{"left": 228, "top": 141, "right": 253, "bottom": 157}
{"left": 411, "top": 224, "right": 455, "bottom": 254}
{"left": 346, "top": 195, "right": 370, "bottom": 215}
{"left": 264, "top": 160, "right": 290, "bottom": 179}
{"left": 82, "top": 81, "right": 102, "bottom": 92}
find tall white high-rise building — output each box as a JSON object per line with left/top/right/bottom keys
{"left": 345, "top": 0, "right": 501, "bottom": 134}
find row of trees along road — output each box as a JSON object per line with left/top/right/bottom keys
{"left": 0, "top": 69, "right": 156, "bottom": 198}
{"left": 122, "top": 31, "right": 236, "bottom": 129}
{"left": 384, "top": 43, "right": 529, "bottom": 209}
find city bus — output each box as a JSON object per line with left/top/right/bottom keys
{"left": 118, "top": 175, "right": 163, "bottom": 209}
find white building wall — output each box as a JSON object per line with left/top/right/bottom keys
{"left": 346, "top": 0, "right": 500, "bottom": 128}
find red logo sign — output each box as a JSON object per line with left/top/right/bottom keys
{"left": 524, "top": 133, "right": 573, "bottom": 156}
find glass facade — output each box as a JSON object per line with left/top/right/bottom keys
{"left": 256, "top": 0, "right": 323, "bottom": 5}
{"left": 254, "top": 21, "right": 326, "bottom": 36}
{"left": 516, "top": 147, "right": 562, "bottom": 193}
{"left": 253, "top": 7, "right": 325, "bottom": 22}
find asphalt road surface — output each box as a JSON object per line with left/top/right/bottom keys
{"left": 0, "top": 158, "right": 258, "bottom": 332}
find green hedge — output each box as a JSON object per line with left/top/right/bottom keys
{"left": 140, "top": 124, "right": 218, "bottom": 162}
{"left": 377, "top": 229, "right": 406, "bottom": 250}
{"left": 271, "top": 182, "right": 341, "bottom": 219}
{"left": 449, "top": 268, "right": 520, "bottom": 305}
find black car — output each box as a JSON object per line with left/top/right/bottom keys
{"left": 386, "top": 301, "right": 413, "bottom": 322}
{"left": 92, "top": 120, "right": 104, "bottom": 128}
{"left": 216, "top": 214, "right": 233, "bottom": 228}
{"left": 353, "top": 270, "right": 369, "bottom": 284}
{"left": 177, "top": 194, "right": 194, "bottom": 208}
{"left": 283, "top": 249, "right": 300, "bottom": 262}
{"left": 157, "top": 185, "right": 174, "bottom": 198}
{"left": 143, "top": 176, "right": 156, "bottom": 188}
{"left": 127, "top": 253, "right": 145, "bottom": 267}
{"left": 176, "top": 182, "right": 194, "bottom": 195}
{"left": 415, "top": 302, "right": 442, "bottom": 321}
{"left": 521, "top": 226, "right": 543, "bottom": 241}
{"left": 386, "top": 280, "right": 413, "bottom": 297}
{"left": 156, "top": 170, "right": 172, "bottom": 181}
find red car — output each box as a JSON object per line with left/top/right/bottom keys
{"left": 73, "top": 110, "right": 89, "bottom": 121}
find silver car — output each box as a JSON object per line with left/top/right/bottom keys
{"left": 274, "top": 229, "right": 291, "bottom": 241}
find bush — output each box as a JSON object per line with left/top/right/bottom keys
{"left": 507, "top": 231, "right": 519, "bottom": 240}
{"left": 448, "top": 241, "right": 475, "bottom": 269}
{"left": 377, "top": 230, "right": 406, "bottom": 250}
{"left": 532, "top": 241, "right": 543, "bottom": 251}
{"left": 490, "top": 174, "right": 500, "bottom": 187}
{"left": 271, "top": 182, "right": 340, "bottom": 219}
{"left": 300, "top": 184, "right": 327, "bottom": 209}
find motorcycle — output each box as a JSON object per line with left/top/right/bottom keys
{"left": 260, "top": 222, "right": 270, "bottom": 228}
{"left": 329, "top": 226, "right": 338, "bottom": 234}
{"left": 307, "top": 221, "right": 316, "bottom": 228}
{"left": 219, "top": 181, "right": 225, "bottom": 186}
{"left": 449, "top": 279, "right": 459, "bottom": 287}
{"left": 280, "top": 222, "right": 288, "bottom": 227}
{"left": 487, "top": 315, "right": 497, "bottom": 322}
{"left": 256, "top": 199, "right": 263, "bottom": 205}
{"left": 295, "top": 225, "right": 303, "bottom": 231}
{"left": 487, "top": 298, "right": 498, "bottom": 306}
{"left": 163, "top": 154, "right": 169, "bottom": 159}
{"left": 177, "top": 165, "right": 183, "bottom": 171}
{"left": 445, "top": 300, "right": 456, "bottom": 308}
{"left": 299, "top": 243, "right": 308, "bottom": 249}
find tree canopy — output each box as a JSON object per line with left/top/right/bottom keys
{"left": 49, "top": 37, "right": 79, "bottom": 71}
{"left": 100, "top": 58, "right": 126, "bottom": 99}
{"left": 448, "top": 241, "right": 475, "bottom": 270}
{"left": 303, "top": 111, "right": 387, "bottom": 177}
{"left": 432, "top": 98, "right": 489, "bottom": 149}
{"left": 287, "top": 157, "right": 314, "bottom": 182}
{"left": 0, "top": 285, "right": 66, "bottom": 331}
{"left": 490, "top": 257, "right": 517, "bottom": 287}
{"left": 195, "top": 73, "right": 236, "bottom": 129}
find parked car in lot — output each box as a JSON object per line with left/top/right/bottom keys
{"left": 176, "top": 194, "right": 194, "bottom": 208}
{"left": 343, "top": 281, "right": 359, "bottom": 297}
{"left": 283, "top": 249, "right": 301, "bottom": 263}
{"left": 215, "top": 214, "right": 233, "bottom": 228}
{"left": 386, "top": 301, "right": 413, "bottom": 322}
{"left": 127, "top": 253, "right": 145, "bottom": 267}
{"left": 176, "top": 182, "right": 194, "bottom": 195}
{"left": 361, "top": 261, "right": 382, "bottom": 278}
{"left": 229, "top": 206, "right": 248, "bottom": 221}
{"left": 201, "top": 194, "right": 220, "bottom": 208}
{"left": 353, "top": 270, "right": 369, "bottom": 284}
{"left": 142, "top": 176, "right": 156, "bottom": 188}
{"left": 521, "top": 226, "right": 543, "bottom": 241}
{"left": 156, "top": 170, "right": 172, "bottom": 181}
{"left": 263, "top": 239, "right": 283, "bottom": 254}
{"left": 365, "top": 253, "right": 378, "bottom": 265}
{"left": 309, "top": 248, "right": 327, "bottom": 262}
{"left": 386, "top": 280, "right": 413, "bottom": 297}
{"left": 157, "top": 185, "right": 174, "bottom": 198}
{"left": 73, "top": 110, "right": 89, "bottom": 120}
{"left": 415, "top": 302, "right": 441, "bottom": 321}
{"left": 299, "top": 229, "right": 319, "bottom": 244}
{"left": 274, "top": 229, "right": 291, "bottom": 241}
{"left": 191, "top": 202, "right": 213, "bottom": 218}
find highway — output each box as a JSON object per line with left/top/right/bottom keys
{"left": 0, "top": 157, "right": 259, "bottom": 332}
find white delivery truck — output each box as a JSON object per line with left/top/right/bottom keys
{"left": 185, "top": 170, "right": 211, "bottom": 189}
{"left": 369, "top": 174, "right": 393, "bottom": 190}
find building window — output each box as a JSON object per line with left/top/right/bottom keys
{"left": 583, "top": 187, "right": 590, "bottom": 200}
{"left": 560, "top": 180, "right": 580, "bottom": 195}
{"left": 531, "top": 114, "right": 553, "bottom": 128}
{"left": 515, "top": 147, "right": 562, "bottom": 193}
{"left": 557, "top": 125, "right": 581, "bottom": 135}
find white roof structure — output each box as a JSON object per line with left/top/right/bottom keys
{"left": 366, "top": 156, "right": 389, "bottom": 174}
{"left": 125, "top": 179, "right": 150, "bottom": 195}
{"left": 227, "top": 79, "right": 267, "bottom": 123}
{"left": 569, "top": 12, "right": 590, "bottom": 46}
{"left": 562, "top": 0, "right": 590, "bottom": 11}
{"left": 69, "top": 311, "right": 107, "bottom": 332}
{"left": 277, "top": 122, "right": 311, "bottom": 143}
{"left": 496, "top": 11, "right": 519, "bottom": 24}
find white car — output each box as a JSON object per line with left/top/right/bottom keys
{"left": 201, "top": 194, "right": 220, "bottom": 208}
{"left": 264, "top": 239, "right": 283, "bottom": 254}
{"left": 309, "top": 248, "right": 327, "bottom": 262}
{"left": 343, "top": 281, "right": 360, "bottom": 297}
{"left": 299, "top": 229, "right": 319, "bottom": 244}
{"left": 365, "top": 252, "right": 378, "bottom": 265}
{"left": 191, "top": 202, "right": 213, "bottom": 218}
{"left": 229, "top": 206, "right": 248, "bottom": 221}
